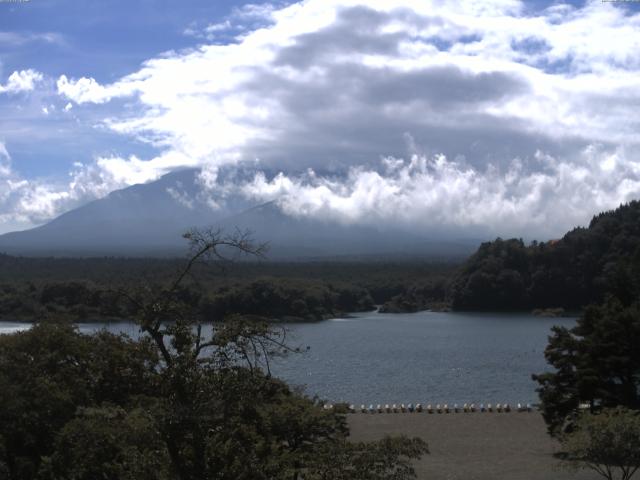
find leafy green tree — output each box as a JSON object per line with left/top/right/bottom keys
{"left": 534, "top": 298, "right": 640, "bottom": 435}
{"left": 39, "top": 406, "right": 171, "bottom": 480}
{"left": 0, "top": 323, "right": 157, "bottom": 480}
{"left": 303, "top": 436, "right": 428, "bottom": 480}
{"left": 559, "top": 408, "right": 640, "bottom": 480}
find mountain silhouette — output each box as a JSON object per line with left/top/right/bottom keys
{"left": 0, "top": 169, "right": 478, "bottom": 259}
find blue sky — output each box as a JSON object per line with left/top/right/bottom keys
{"left": 0, "top": 0, "right": 281, "bottom": 180}
{"left": 1, "top": 0, "right": 639, "bottom": 237}
{"left": 1, "top": 0, "right": 253, "bottom": 79}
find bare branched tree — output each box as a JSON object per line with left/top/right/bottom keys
{"left": 114, "top": 227, "right": 293, "bottom": 368}
{"left": 105, "top": 228, "right": 427, "bottom": 480}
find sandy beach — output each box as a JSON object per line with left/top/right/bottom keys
{"left": 348, "top": 411, "right": 601, "bottom": 480}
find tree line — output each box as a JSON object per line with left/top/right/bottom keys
{"left": 0, "top": 277, "right": 376, "bottom": 323}
{"left": 0, "top": 254, "right": 455, "bottom": 322}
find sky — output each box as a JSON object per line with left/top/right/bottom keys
{"left": 0, "top": 0, "right": 639, "bottom": 238}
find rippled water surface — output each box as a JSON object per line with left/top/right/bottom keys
{"left": 0, "top": 311, "right": 575, "bottom": 404}
{"left": 270, "top": 311, "right": 575, "bottom": 405}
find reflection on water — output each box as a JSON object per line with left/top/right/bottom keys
{"left": 0, "top": 311, "right": 574, "bottom": 404}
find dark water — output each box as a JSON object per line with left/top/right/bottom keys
{"left": 0, "top": 311, "right": 574, "bottom": 405}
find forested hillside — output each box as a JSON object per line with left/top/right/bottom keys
{"left": 448, "top": 201, "right": 640, "bottom": 311}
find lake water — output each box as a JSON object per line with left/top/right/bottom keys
{"left": 0, "top": 311, "right": 574, "bottom": 405}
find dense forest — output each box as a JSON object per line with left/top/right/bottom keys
{"left": 448, "top": 201, "right": 640, "bottom": 311}
{"left": 0, "top": 255, "right": 455, "bottom": 322}
{"left": 383, "top": 201, "right": 640, "bottom": 313}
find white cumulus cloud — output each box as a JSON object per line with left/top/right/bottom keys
{"left": 237, "top": 144, "right": 640, "bottom": 238}
{"left": 8, "top": 0, "right": 640, "bottom": 238}
{"left": 0, "top": 69, "right": 43, "bottom": 95}
{"left": 0, "top": 143, "right": 142, "bottom": 234}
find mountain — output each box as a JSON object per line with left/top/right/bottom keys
{"left": 0, "top": 169, "right": 225, "bottom": 256}
{"left": 218, "top": 202, "right": 476, "bottom": 259}
{"left": 0, "top": 169, "right": 478, "bottom": 259}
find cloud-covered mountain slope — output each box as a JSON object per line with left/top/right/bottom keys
{"left": 0, "top": 169, "right": 478, "bottom": 259}
{"left": 0, "top": 169, "right": 216, "bottom": 255}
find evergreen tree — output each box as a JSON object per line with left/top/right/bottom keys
{"left": 534, "top": 297, "right": 640, "bottom": 435}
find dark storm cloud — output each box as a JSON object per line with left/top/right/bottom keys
{"left": 240, "top": 58, "right": 582, "bottom": 173}
{"left": 274, "top": 6, "right": 440, "bottom": 69}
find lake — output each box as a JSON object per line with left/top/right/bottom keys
{"left": 0, "top": 311, "right": 574, "bottom": 405}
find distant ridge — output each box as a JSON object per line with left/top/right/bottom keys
{"left": 0, "top": 169, "right": 479, "bottom": 259}
{"left": 0, "top": 169, "right": 218, "bottom": 256}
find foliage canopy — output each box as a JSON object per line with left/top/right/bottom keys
{"left": 534, "top": 297, "right": 640, "bottom": 435}
{"left": 449, "top": 201, "right": 640, "bottom": 310}
{"left": 559, "top": 408, "right": 640, "bottom": 480}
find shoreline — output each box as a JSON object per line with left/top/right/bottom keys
{"left": 0, "top": 306, "right": 582, "bottom": 325}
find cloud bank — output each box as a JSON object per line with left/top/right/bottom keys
{"left": 4, "top": 0, "right": 640, "bottom": 238}
{"left": 239, "top": 145, "right": 639, "bottom": 238}
{"left": 0, "top": 141, "right": 133, "bottom": 231}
